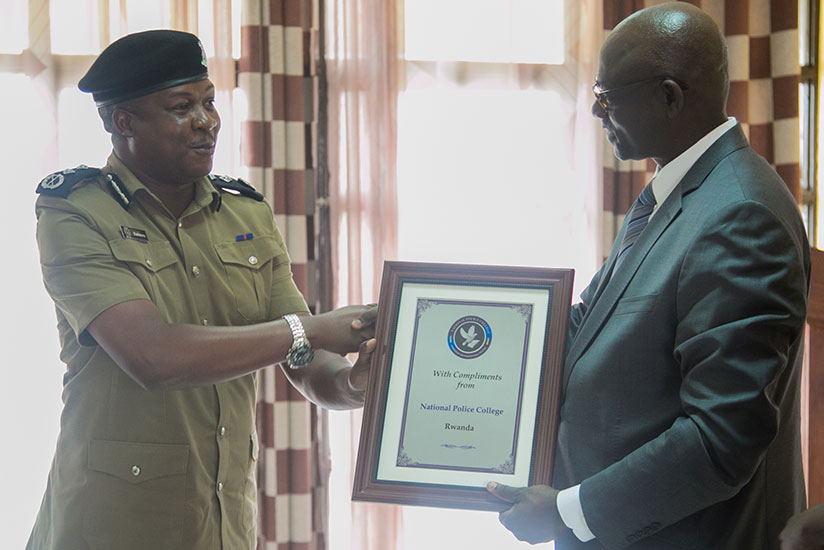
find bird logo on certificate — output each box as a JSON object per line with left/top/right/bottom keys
{"left": 395, "top": 299, "right": 534, "bottom": 475}
{"left": 447, "top": 316, "right": 492, "bottom": 359}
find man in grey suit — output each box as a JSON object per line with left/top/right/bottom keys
{"left": 487, "top": 3, "right": 810, "bottom": 549}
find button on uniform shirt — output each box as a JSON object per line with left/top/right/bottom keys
{"left": 28, "top": 153, "right": 309, "bottom": 550}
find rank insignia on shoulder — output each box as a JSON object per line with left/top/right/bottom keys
{"left": 36, "top": 165, "right": 102, "bottom": 197}
{"left": 208, "top": 174, "right": 264, "bottom": 202}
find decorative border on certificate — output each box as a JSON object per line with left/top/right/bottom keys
{"left": 352, "top": 262, "right": 574, "bottom": 511}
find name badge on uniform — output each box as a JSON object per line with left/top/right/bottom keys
{"left": 120, "top": 226, "right": 149, "bottom": 243}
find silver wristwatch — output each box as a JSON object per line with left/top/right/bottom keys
{"left": 284, "top": 314, "right": 314, "bottom": 368}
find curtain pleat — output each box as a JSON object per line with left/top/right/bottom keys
{"left": 324, "top": 0, "right": 403, "bottom": 547}
{"left": 240, "top": 0, "right": 325, "bottom": 547}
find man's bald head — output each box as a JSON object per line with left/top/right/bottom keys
{"left": 605, "top": 2, "right": 729, "bottom": 114}
{"left": 594, "top": 3, "right": 730, "bottom": 165}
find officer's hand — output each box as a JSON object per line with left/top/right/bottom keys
{"left": 348, "top": 337, "right": 377, "bottom": 397}
{"left": 486, "top": 482, "right": 567, "bottom": 545}
{"left": 780, "top": 503, "right": 824, "bottom": 550}
{"left": 352, "top": 303, "right": 378, "bottom": 332}
{"left": 309, "top": 304, "right": 378, "bottom": 355}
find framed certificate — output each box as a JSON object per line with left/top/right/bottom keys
{"left": 352, "top": 261, "right": 574, "bottom": 511}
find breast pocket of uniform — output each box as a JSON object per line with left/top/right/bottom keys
{"left": 214, "top": 235, "right": 288, "bottom": 322}
{"left": 109, "top": 239, "right": 179, "bottom": 303}
{"left": 83, "top": 439, "right": 189, "bottom": 550}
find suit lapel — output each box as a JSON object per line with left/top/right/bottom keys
{"left": 562, "top": 125, "right": 751, "bottom": 389}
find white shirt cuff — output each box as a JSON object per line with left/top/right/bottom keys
{"left": 556, "top": 485, "right": 596, "bottom": 542}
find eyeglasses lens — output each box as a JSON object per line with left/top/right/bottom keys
{"left": 592, "top": 83, "right": 608, "bottom": 110}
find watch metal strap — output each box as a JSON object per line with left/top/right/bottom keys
{"left": 284, "top": 313, "right": 313, "bottom": 368}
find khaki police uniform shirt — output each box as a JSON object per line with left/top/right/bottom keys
{"left": 28, "top": 153, "right": 308, "bottom": 550}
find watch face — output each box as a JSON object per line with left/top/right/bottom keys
{"left": 287, "top": 342, "right": 314, "bottom": 368}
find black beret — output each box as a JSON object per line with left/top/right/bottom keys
{"left": 79, "top": 30, "right": 209, "bottom": 107}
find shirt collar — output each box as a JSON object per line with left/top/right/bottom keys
{"left": 104, "top": 152, "right": 219, "bottom": 214}
{"left": 649, "top": 117, "right": 738, "bottom": 208}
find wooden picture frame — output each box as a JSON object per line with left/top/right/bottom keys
{"left": 352, "top": 261, "right": 574, "bottom": 511}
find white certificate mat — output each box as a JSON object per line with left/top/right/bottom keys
{"left": 377, "top": 283, "right": 548, "bottom": 488}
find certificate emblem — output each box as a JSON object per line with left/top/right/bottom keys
{"left": 447, "top": 316, "right": 492, "bottom": 359}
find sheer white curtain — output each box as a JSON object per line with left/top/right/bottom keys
{"left": 396, "top": 2, "right": 601, "bottom": 547}
{"left": 325, "top": 1, "right": 602, "bottom": 549}
{"left": 324, "top": 0, "right": 404, "bottom": 547}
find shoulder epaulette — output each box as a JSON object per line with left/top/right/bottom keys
{"left": 208, "top": 174, "right": 264, "bottom": 202}
{"left": 36, "top": 165, "right": 102, "bottom": 197}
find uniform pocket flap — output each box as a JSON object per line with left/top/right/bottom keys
{"left": 109, "top": 239, "right": 177, "bottom": 272}
{"left": 214, "top": 235, "right": 284, "bottom": 270}
{"left": 88, "top": 439, "right": 189, "bottom": 484}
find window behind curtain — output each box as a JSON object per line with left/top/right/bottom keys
{"left": 1, "top": 2, "right": 241, "bottom": 547}
{"left": 399, "top": 3, "right": 568, "bottom": 549}
{"left": 799, "top": 0, "right": 817, "bottom": 245}
{"left": 397, "top": 0, "right": 598, "bottom": 289}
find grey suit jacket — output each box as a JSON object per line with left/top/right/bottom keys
{"left": 552, "top": 125, "right": 810, "bottom": 550}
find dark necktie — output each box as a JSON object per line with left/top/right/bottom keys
{"left": 614, "top": 182, "right": 656, "bottom": 272}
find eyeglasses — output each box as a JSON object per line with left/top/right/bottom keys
{"left": 592, "top": 76, "right": 689, "bottom": 111}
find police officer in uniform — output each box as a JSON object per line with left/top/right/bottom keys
{"left": 28, "top": 30, "right": 376, "bottom": 550}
